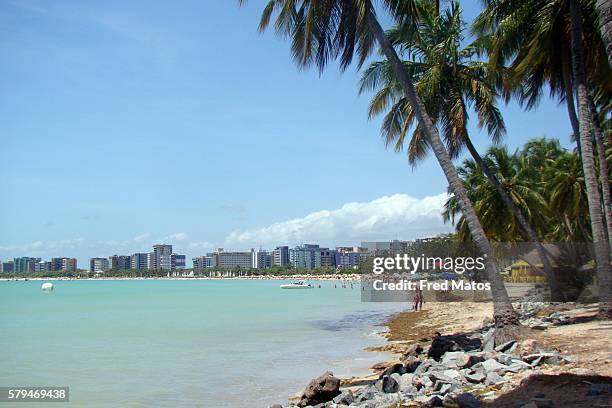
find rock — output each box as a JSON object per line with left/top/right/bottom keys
{"left": 298, "top": 372, "right": 341, "bottom": 407}
{"left": 269, "top": 405, "right": 283, "bottom": 408}
{"left": 494, "top": 340, "right": 516, "bottom": 353}
{"left": 425, "top": 395, "right": 444, "bottom": 407}
{"left": 485, "top": 371, "right": 504, "bottom": 386}
{"left": 403, "top": 356, "right": 422, "bottom": 373}
{"left": 530, "top": 397, "right": 553, "bottom": 408}
{"left": 417, "top": 375, "right": 434, "bottom": 389}
{"left": 428, "top": 371, "right": 455, "bottom": 383}
{"left": 354, "top": 385, "right": 379, "bottom": 403}
{"left": 376, "top": 375, "right": 400, "bottom": 393}
{"left": 465, "top": 372, "right": 486, "bottom": 383}
{"left": 482, "top": 329, "right": 494, "bottom": 352}
{"left": 587, "top": 383, "right": 612, "bottom": 396}
{"left": 398, "top": 373, "right": 414, "bottom": 390}
{"left": 436, "top": 382, "right": 452, "bottom": 394}
{"left": 332, "top": 390, "right": 354, "bottom": 405}
{"left": 428, "top": 335, "right": 482, "bottom": 361}
{"left": 442, "top": 369, "right": 462, "bottom": 381}
{"left": 454, "top": 392, "right": 483, "bottom": 408}
{"left": 496, "top": 353, "right": 516, "bottom": 365}
{"left": 505, "top": 361, "right": 532, "bottom": 373}
{"left": 401, "top": 343, "right": 424, "bottom": 359}
{"left": 371, "top": 361, "right": 393, "bottom": 371}
{"left": 378, "top": 363, "right": 405, "bottom": 379}
{"left": 481, "top": 358, "right": 508, "bottom": 373}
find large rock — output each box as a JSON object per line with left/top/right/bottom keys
{"left": 298, "top": 371, "right": 341, "bottom": 407}
{"left": 376, "top": 375, "right": 400, "bottom": 394}
{"left": 465, "top": 372, "right": 486, "bottom": 383}
{"left": 480, "top": 358, "right": 509, "bottom": 373}
{"left": 454, "top": 392, "right": 483, "bottom": 408}
{"left": 485, "top": 371, "right": 504, "bottom": 386}
{"left": 441, "top": 351, "right": 485, "bottom": 369}
{"left": 378, "top": 363, "right": 405, "bottom": 379}
{"left": 332, "top": 390, "right": 354, "bottom": 405}
{"left": 428, "top": 335, "right": 482, "bottom": 361}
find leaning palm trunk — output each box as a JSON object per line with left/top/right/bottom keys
{"left": 570, "top": 0, "right": 612, "bottom": 318}
{"left": 595, "top": 0, "right": 612, "bottom": 66}
{"left": 463, "top": 138, "right": 564, "bottom": 301}
{"left": 366, "top": 12, "right": 520, "bottom": 340}
{"left": 562, "top": 57, "right": 582, "bottom": 155}
{"left": 588, "top": 97, "right": 612, "bottom": 245}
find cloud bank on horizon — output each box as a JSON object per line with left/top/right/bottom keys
{"left": 225, "top": 193, "right": 452, "bottom": 248}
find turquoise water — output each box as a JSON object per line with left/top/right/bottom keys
{"left": 0, "top": 280, "right": 405, "bottom": 407}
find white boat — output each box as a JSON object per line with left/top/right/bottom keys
{"left": 280, "top": 281, "right": 313, "bottom": 289}
{"left": 41, "top": 282, "right": 54, "bottom": 291}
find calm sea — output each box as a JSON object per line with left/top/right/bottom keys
{"left": 0, "top": 280, "right": 406, "bottom": 407}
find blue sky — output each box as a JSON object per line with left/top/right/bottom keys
{"left": 0, "top": 0, "right": 573, "bottom": 265}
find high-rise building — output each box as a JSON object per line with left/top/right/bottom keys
{"left": 35, "top": 261, "right": 52, "bottom": 272}
{"left": 172, "top": 254, "right": 186, "bottom": 269}
{"left": 193, "top": 254, "right": 216, "bottom": 269}
{"left": 130, "top": 253, "right": 149, "bottom": 270}
{"left": 89, "top": 258, "right": 110, "bottom": 274}
{"left": 290, "top": 244, "right": 320, "bottom": 269}
{"left": 110, "top": 255, "right": 131, "bottom": 270}
{"left": 335, "top": 246, "right": 368, "bottom": 268}
{"left": 49, "top": 257, "right": 76, "bottom": 271}
{"left": 14, "top": 257, "right": 40, "bottom": 273}
{"left": 253, "top": 249, "right": 271, "bottom": 269}
{"left": 272, "top": 246, "right": 290, "bottom": 267}
{"left": 214, "top": 248, "right": 253, "bottom": 268}
{"left": 151, "top": 244, "right": 173, "bottom": 270}
{"left": 1, "top": 260, "right": 14, "bottom": 273}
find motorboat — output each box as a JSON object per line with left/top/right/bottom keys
{"left": 280, "top": 281, "right": 313, "bottom": 289}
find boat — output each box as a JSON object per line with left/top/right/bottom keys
{"left": 280, "top": 281, "right": 313, "bottom": 289}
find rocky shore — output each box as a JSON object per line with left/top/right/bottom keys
{"left": 272, "top": 302, "right": 611, "bottom": 408}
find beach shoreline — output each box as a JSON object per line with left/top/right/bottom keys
{"left": 0, "top": 274, "right": 362, "bottom": 282}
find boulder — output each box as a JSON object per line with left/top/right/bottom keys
{"left": 424, "top": 395, "right": 444, "bottom": 407}
{"left": 465, "top": 372, "right": 486, "bottom": 384}
{"left": 403, "top": 356, "right": 422, "bottom": 373}
{"left": 398, "top": 373, "right": 414, "bottom": 390}
{"left": 494, "top": 340, "right": 516, "bottom": 353}
{"left": 332, "top": 390, "right": 354, "bottom": 405}
{"left": 485, "top": 371, "right": 504, "bottom": 386}
{"left": 454, "top": 392, "right": 483, "bottom": 408}
{"left": 588, "top": 383, "right": 612, "bottom": 396}
{"left": 401, "top": 343, "right": 424, "bottom": 359}
{"left": 481, "top": 358, "right": 508, "bottom": 373}
{"left": 378, "top": 363, "right": 405, "bottom": 379}
{"left": 428, "top": 335, "right": 482, "bottom": 361}
{"left": 298, "top": 371, "right": 341, "bottom": 407}
{"left": 376, "top": 375, "right": 400, "bottom": 394}
{"left": 355, "top": 385, "right": 379, "bottom": 402}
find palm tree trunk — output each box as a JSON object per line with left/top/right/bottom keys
{"left": 463, "top": 138, "right": 564, "bottom": 301}
{"left": 366, "top": 12, "right": 520, "bottom": 340}
{"left": 570, "top": 0, "right": 612, "bottom": 319}
{"left": 595, "top": 0, "right": 612, "bottom": 66}
{"left": 562, "top": 56, "right": 582, "bottom": 155}
{"left": 588, "top": 97, "right": 612, "bottom": 245}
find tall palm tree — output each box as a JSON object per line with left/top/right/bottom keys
{"left": 570, "top": 0, "right": 612, "bottom": 318}
{"left": 360, "top": 1, "right": 563, "bottom": 299}
{"left": 595, "top": 0, "right": 612, "bottom": 65}
{"left": 241, "top": 0, "right": 520, "bottom": 338}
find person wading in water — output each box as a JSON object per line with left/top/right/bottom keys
{"left": 413, "top": 287, "right": 423, "bottom": 311}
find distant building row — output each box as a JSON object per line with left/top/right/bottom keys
{"left": 0, "top": 257, "right": 77, "bottom": 273}
{"left": 89, "top": 244, "right": 186, "bottom": 274}
{"left": 192, "top": 244, "right": 372, "bottom": 270}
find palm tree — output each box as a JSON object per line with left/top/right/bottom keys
{"left": 241, "top": 0, "right": 520, "bottom": 339}
{"left": 595, "top": 0, "right": 612, "bottom": 65}
{"left": 443, "top": 147, "right": 549, "bottom": 242}
{"left": 476, "top": 0, "right": 611, "bottom": 318}
{"left": 360, "top": 1, "right": 563, "bottom": 299}
{"left": 570, "top": 0, "right": 612, "bottom": 318}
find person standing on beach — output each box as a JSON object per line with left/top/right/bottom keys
{"left": 413, "top": 287, "right": 423, "bottom": 311}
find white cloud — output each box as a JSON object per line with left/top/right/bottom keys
{"left": 225, "top": 193, "right": 452, "bottom": 248}
{"left": 166, "top": 232, "right": 187, "bottom": 242}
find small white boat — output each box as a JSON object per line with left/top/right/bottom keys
{"left": 280, "top": 281, "right": 313, "bottom": 289}
{"left": 41, "top": 282, "right": 54, "bottom": 292}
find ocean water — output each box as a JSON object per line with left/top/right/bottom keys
{"left": 0, "top": 280, "right": 406, "bottom": 407}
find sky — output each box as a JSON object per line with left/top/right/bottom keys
{"left": 0, "top": 0, "right": 574, "bottom": 266}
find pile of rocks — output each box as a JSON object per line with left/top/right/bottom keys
{"left": 275, "top": 303, "right": 580, "bottom": 408}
